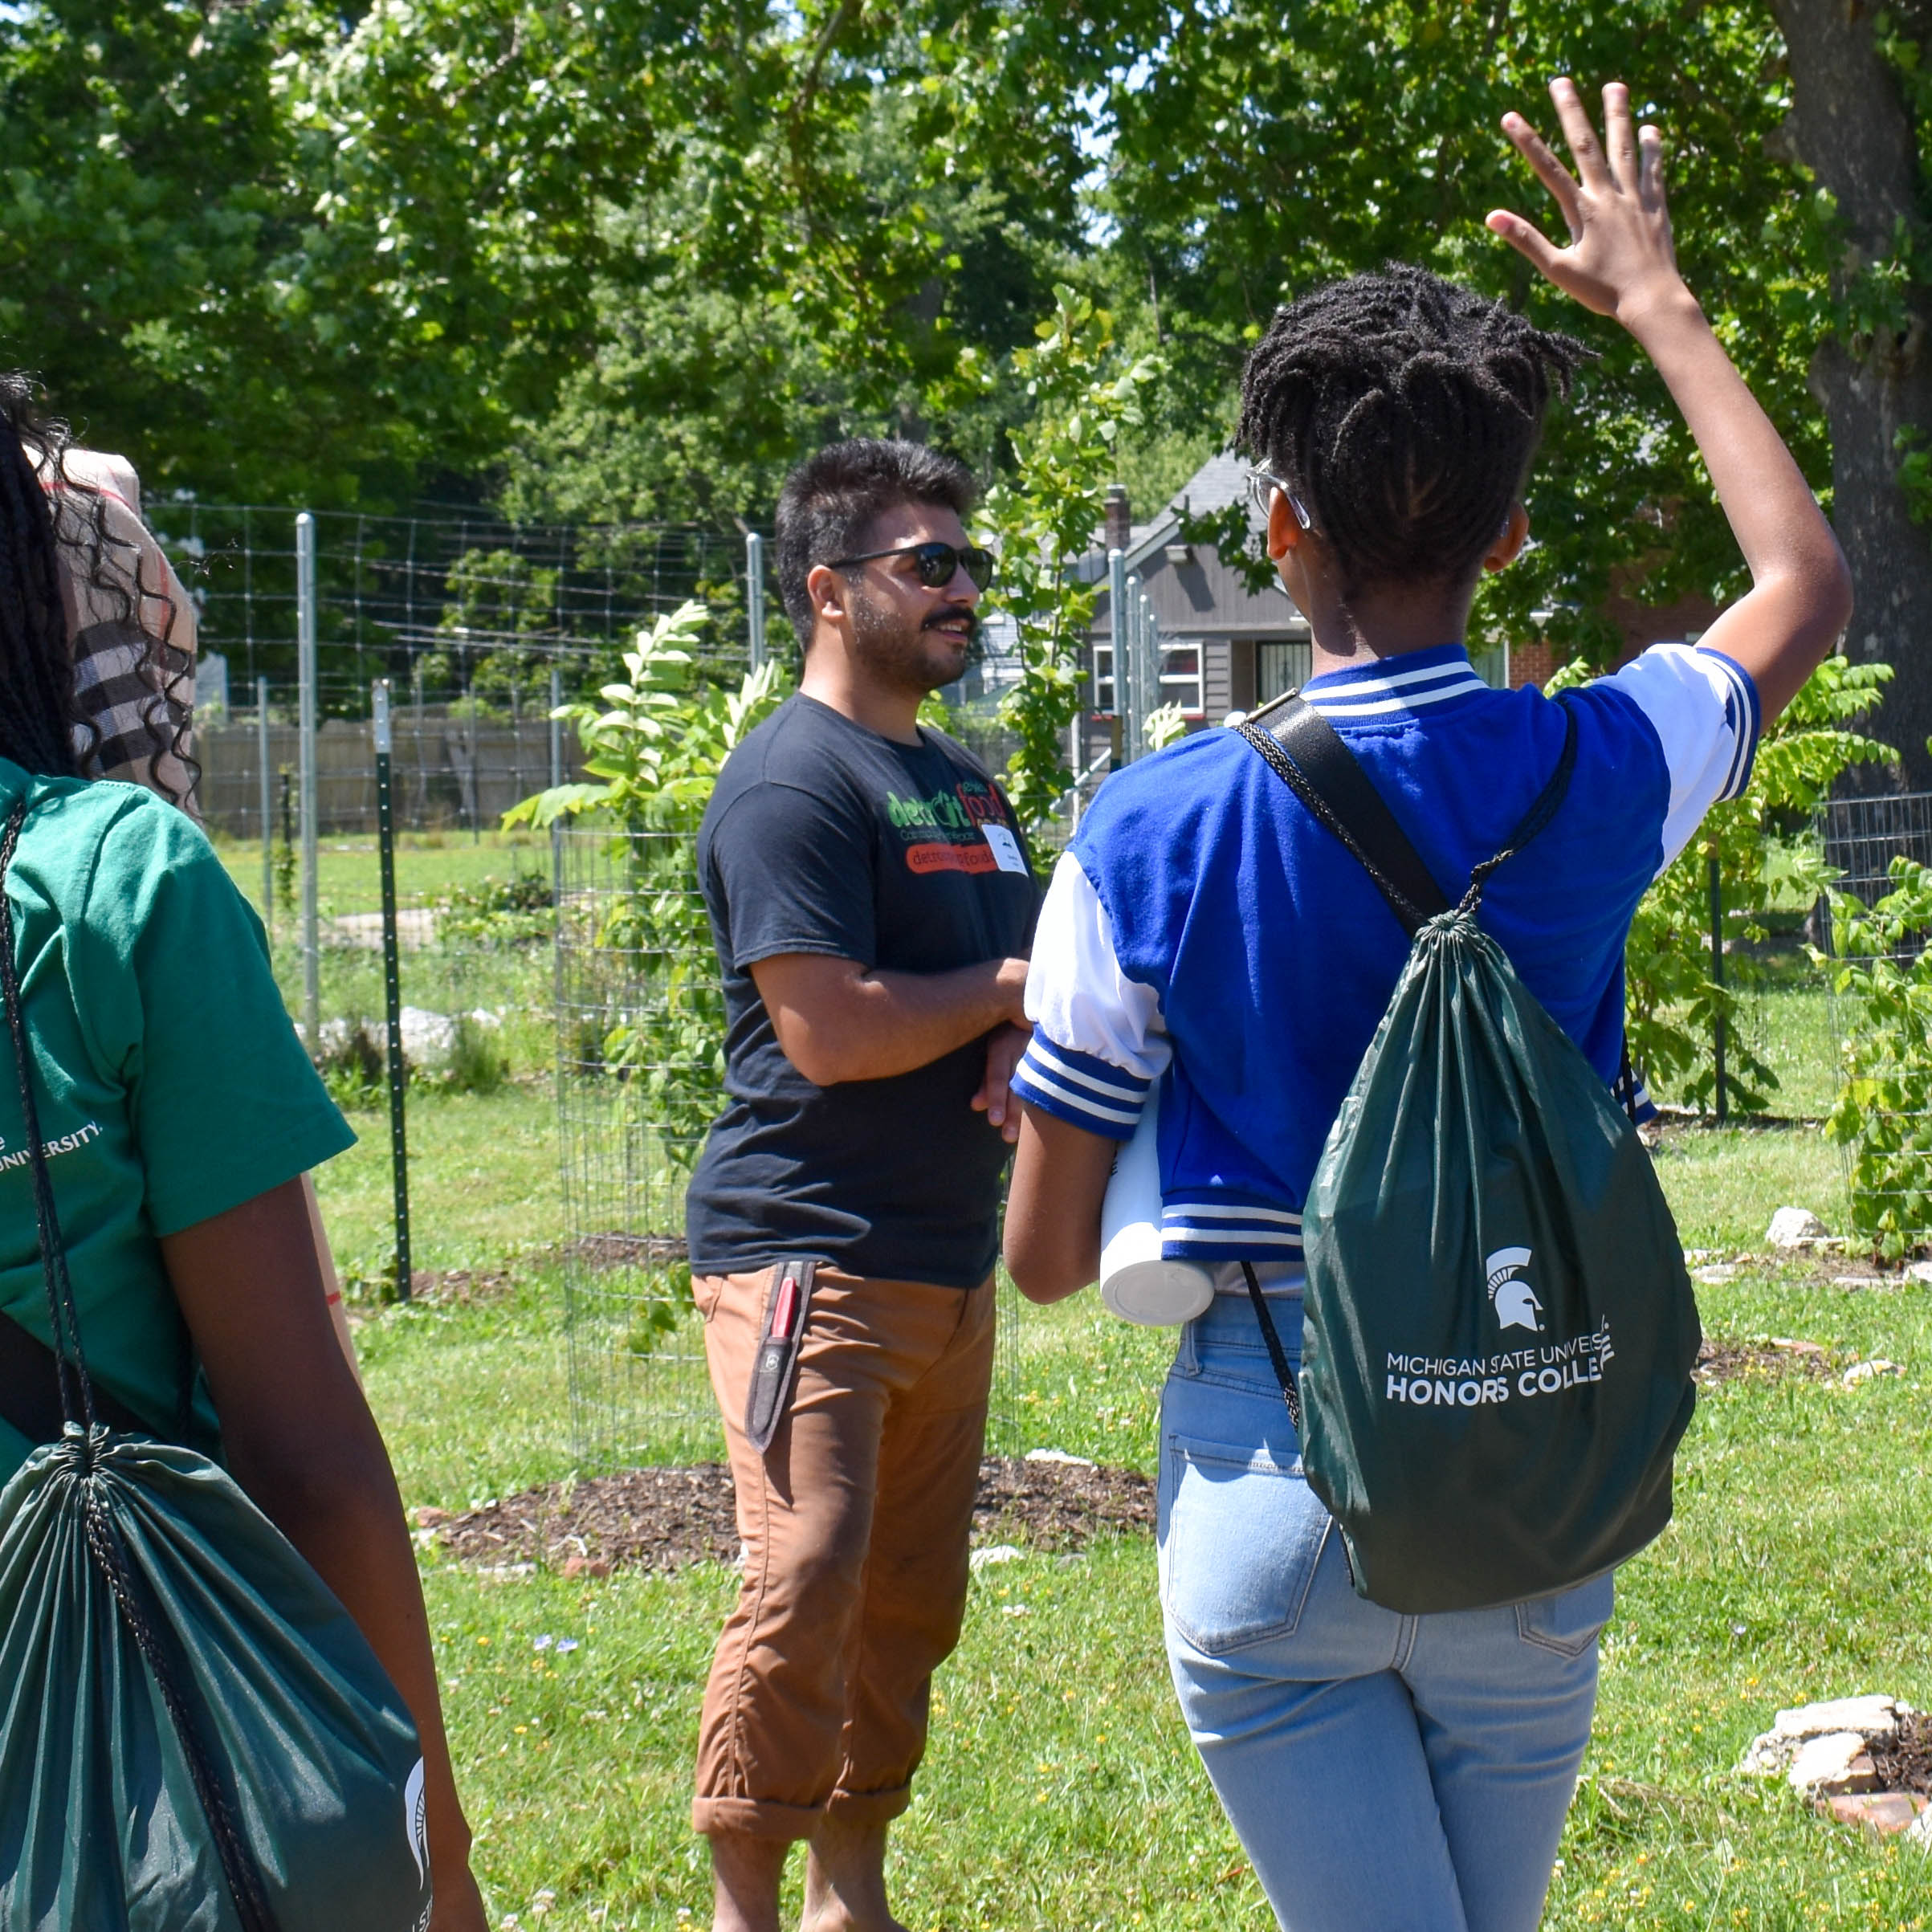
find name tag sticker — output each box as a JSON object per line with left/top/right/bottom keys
{"left": 981, "top": 823, "right": 1028, "bottom": 874}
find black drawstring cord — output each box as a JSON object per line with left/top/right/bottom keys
{"left": 0, "top": 793, "right": 279, "bottom": 1932}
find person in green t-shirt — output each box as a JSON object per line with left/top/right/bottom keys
{"left": 0, "top": 374, "right": 488, "bottom": 1932}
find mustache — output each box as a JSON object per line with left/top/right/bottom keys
{"left": 923, "top": 607, "right": 980, "bottom": 642}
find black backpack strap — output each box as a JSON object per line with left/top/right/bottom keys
{"left": 1237, "top": 700, "right": 1449, "bottom": 935}
{"left": 1236, "top": 690, "right": 1580, "bottom": 927}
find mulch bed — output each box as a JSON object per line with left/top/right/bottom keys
{"left": 426, "top": 1454, "right": 1154, "bottom": 1578}
{"left": 1872, "top": 1712, "right": 1932, "bottom": 1798}
{"left": 1694, "top": 1335, "right": 1836, "bottom": 1386}
{"left": 405, "top": 1267, "right": 515, "bottom": 1306}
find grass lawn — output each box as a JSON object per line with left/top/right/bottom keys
{"left": 313, "top": 1050, "right": 1932, "bottom": 1930}
{"left": 210, "top": 829, "right": 556, "bottom": 924}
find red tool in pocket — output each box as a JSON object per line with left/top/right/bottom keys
{"left": 744, "top": 1259, "right": 818, "bottom": 1453}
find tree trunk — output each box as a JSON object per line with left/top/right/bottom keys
{"left": 1771, "top": 0, "right": 1932, "bottom": 785}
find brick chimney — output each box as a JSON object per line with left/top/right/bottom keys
{"left": 1104, "top": 483, "right": 1131, "bottom": 552}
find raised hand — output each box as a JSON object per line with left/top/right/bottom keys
{"left": 1486, "top": 79, "right": 1685, "bottom": 324}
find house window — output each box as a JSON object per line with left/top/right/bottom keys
{"left": 1255, "top": 638, "right": 1313, "bottom": 704}
{"left": 1160, "top": 642, "right": 1204, "bottom": 716}
{"left": 1091, "top": 641, "right": 1115, "bottom": 715}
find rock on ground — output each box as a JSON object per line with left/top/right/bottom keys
{"left": 1767, "top": 1206, "right": 1831, "bottom": 1248}
{"left": 1739, "top": 1696, "right": 1906, "bottom": 1778}
{"left": 1787, "top": 1732, "right": 1877, "bottom": 1795}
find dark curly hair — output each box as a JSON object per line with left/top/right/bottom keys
{"left": 776, "top": 438, "right": 977, "bottom": 643}
{"left": 0, "top": 373, "right": 194, "bottom": 807}
{"left": 1237, "top": 265, "right": 1594, "bottom": 597}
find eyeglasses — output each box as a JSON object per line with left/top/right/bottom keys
{"left": 1243, "top": 466, "right": 1313, "bottom": 532}
{"left": 829, "top": 540, "right": 996, "bottom": 592}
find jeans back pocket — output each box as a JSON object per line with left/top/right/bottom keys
{"left": 1161, "top": 1433, "right": 1331, "bottom": 1657}
{"left": 1515, "top": 1570, "right": 1616, "bottom": 1657}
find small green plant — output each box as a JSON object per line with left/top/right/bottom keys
{"left": 316, "top": 1021, "right": 385, "bottom": 1109}
{"left": 274, "top": 765, "right": 298, "bottom": 919}
{"left": 435, "top": 871, "right": 553, "bottom": 948}
{"left": 1603, "top": 654, "right": 1893, "bottom": 1112}
{"left": 440, "top": 1015, "right": 509, "bottom": 1096}
{"left": 1826, "top": 856, "right": 1932, "bottom": 1257}
{"left": 1144, "top": 702, "right": 1189, "bottom": 752}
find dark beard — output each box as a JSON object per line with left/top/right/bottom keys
{"left": 848, "top": 585, "right": 979, "bottom": 695}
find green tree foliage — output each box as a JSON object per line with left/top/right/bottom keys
{"left": 0, "top": 0, "right": 358, "bottom": 499}
{"left": 974, "top": 288, "right": 1160, "bottom": 829}
{"left": 1095, "top": 1, "right": 1832, "bottom": 668}
{"left": 0, "top": 1, "right": 1853, "bottom": 695}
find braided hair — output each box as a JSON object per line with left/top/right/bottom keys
{"left": 0, "top": 375, "right": 90, "bottom": 781}
{"left": 1237, "top": 265, "right": 1593, "bottom": 597}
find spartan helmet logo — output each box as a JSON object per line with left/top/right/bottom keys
{"left": 403, "top": 1758, "right": 429, "bottom": 1886}
{"left": 1486, "top": 1247, "right": 1543, "bottom": 1333}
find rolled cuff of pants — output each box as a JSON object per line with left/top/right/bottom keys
{"left": 691, "top": 1777, "right": 915, "bottom": 1841}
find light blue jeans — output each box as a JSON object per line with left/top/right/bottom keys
{"left": 1158, "top": 1293, "right": 1609, "bottom": 1932}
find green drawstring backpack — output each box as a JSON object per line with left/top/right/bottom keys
{"left": 1234, "top": 696, "right": 1702, "bottom": 1615}
{"left": 0, "top": 799, "right": 435, "bottom": 1932}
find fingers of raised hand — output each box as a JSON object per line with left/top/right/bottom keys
{"left": 1638, "top": 123, "right": 1665, "bottom": 207}
{"left": 1484, "top": 209, "right": 1567, "bottom": 283}
{"left": 1602, "top": 81, "right": 1640, "bottom": 189}
{"left": 1500, "top": 110, "right": 1583, "bottom": 238}
{"left": 1548, "top": 76, "right": 1611, "bottom": 186}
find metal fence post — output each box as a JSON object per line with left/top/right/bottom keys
{"left": 1139, "top": 588, "right": 1160, "bottom": 740}
{"left": 373, "top": 679, "right": 411, "bottom": 1299}
{"left": 549, "top": 664, "right": 564, "bottom": 890}
{"left": 1709, "top": 850, "right": 1728, "bottom": 1124}
{"left": 1107, "top": 550, "right": 1130, "bottom": 762}
{"left": 296, "top": 512, "right": 320, "bottom": 1052}
{"left": 745, "top": 531, "right": 766, "bottom": 672}
{"left": 256, "top": 675, "right": 272, "bottom": 941}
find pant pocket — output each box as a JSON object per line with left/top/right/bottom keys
{"left": 1516, "top": 1569, "right": 1616, "bottom": 1657}
{"left": 691, "top": 1271, "right": 731, "bottom": 1324}
{"left": 1161, "top": 1433, "right": 1332, "bottom": 1657}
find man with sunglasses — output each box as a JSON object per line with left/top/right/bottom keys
{"left": 685, "top": 438, "right": 1037, "bottom": 1932}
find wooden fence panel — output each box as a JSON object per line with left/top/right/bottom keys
{"left": 196, "top": 715, "right": 588, "bottom": 837}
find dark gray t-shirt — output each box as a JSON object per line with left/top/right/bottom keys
{"left": 685, "top": 694, "right": 1040, "bottom": 1287}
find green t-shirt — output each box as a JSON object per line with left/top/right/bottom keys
{"left": 0, "top": 759, "right": 355, "bottom": 1478}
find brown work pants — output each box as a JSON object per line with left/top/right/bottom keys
{"left": 691, "top": 1263, "right": 995, "bottom": 1840}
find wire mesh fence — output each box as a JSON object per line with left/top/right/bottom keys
{"left": 155, "top": 503, "right": 752, "bottom": 723}
{"left": 553, "top": 824, "right": 1025, "bottom": 1470}
{"left": 164, "top": 501, "right": 1028, "bottom": 1466}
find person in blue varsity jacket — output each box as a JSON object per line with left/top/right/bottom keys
{"left": 1003, "top": 83, "right": 1852, "bottom": 1932}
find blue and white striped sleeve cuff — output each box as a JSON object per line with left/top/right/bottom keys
{"left": 1009, "top": 1032, "right": 1151, "bottom": 1139}
{"left": 1695, "top": 646, "right": 1762, "bottom": 801}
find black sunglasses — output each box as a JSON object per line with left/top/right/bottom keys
{"left": 829, "top": 540, "right": 995, "bottom": 592}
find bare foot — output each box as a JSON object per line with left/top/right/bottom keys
{"left": 800, "top": 1815, "right": 907, "bottom": 1932}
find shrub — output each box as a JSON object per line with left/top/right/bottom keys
{"left": 1594, "top": 654, "right": 1894, "bottom": 1112}
{"left": 1826, "top": 858, "right": 1932, "bottom": 1257}
{"left": 435, "top": 871, "right": 554, "bottom": 948}
{"left": 506, "top": 598, "right": 786, "bottom": 1168}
